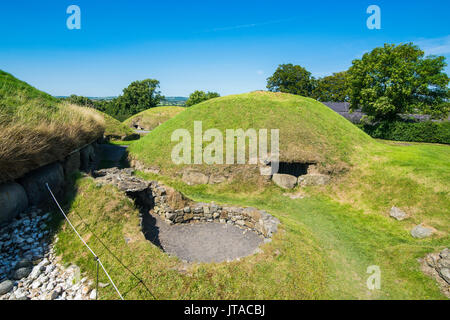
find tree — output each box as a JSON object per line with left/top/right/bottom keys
{"left": 266, "top": 64, "right": 315, "bottom": 97}
{"left": 312, "top": 72, "right": 350, "bottom": 102}
{"left": 348, "top": 43, "right": 450, "bottom": 121}
{"left": 64, "top": 94, "right": 96, "bottom": 108}
{"left": 185, "top": 90, "right": 220, "bottom": 107}
{"left": 116, "top": 79, "right": 164, "bottom": 116}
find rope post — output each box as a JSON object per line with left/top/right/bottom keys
{"left": 95, "top": 256, "right": 99, "bottom": 300}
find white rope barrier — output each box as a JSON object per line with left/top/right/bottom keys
{"left": 45, "top": 183, "right": 124, "bottom": 300}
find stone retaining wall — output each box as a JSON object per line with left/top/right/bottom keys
{"left": 0, "top": 141, "right": 101, "bottom": 225}
{"left": 150, "top": 181, "right": 279, "bottom": 238}
{"left": 94, "top": 168, "right": 280, "bottom": 239}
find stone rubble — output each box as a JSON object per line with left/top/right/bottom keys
{"left": 420, "top": 248, "right": 450, "bottom": 298}
{"left": 0, "top": 207, "right": 95, "bottom": 300}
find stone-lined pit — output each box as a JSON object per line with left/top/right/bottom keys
{"left": 93, "top": 168, "right": 280, "bottom": 263}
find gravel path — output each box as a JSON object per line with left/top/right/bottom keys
{"left": 0, "top": 208, "right": 98, "bottom": 300}
{"left": 142, "top": 213, "right": 263, "bottom": 263}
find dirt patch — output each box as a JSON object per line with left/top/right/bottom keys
{"left": 142, "top": 212, "right": 263, "bottom": 263}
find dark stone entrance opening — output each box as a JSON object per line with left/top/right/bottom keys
{"left": 275, "top": 162, "right": 315, "bottom": 178}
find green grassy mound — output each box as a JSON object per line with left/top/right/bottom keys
{"left": 93, "top": 109, "right": 135, "bottom": 140}
{"left": 128, "top": 91, "right": 373, "bottom": 187}
{"left": 123, "top": 106, "right": 185, "bottom": 131}
{"left": 0, "top": 70, "right": 105, "bottom": 183}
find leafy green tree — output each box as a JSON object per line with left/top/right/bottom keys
{"left": 266, "top": 64, "right": 315, "bottom": 97}
{"left": 185, "top": 90, "right": 220, "bottom": 107}
{"left": 312, "top": 72, "right": 350, "bottom": 102}
{"left": 115, "top": 79, "right": 164, "bottom": 116}
{"left": 348, "top": 43, "right": 450, "bottom": 121}
{"left": 64, "top": 94, "right": 96, "bottom": 107}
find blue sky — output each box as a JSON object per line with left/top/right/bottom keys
{"left": 0, "top": 0, "right": 449, "bottom": 97}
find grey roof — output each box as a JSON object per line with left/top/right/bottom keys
{"left": 321, "top": 102, "right": 363, "bottom": 123}
{"left": 321, "top": 101, "right": 449, "bottom": 123}
{"left": 322, "top": 102, "right": 351, "bottom": 113}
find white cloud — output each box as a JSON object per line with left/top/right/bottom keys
{"left": 256, "top": 70, "right": 264, "bottom": 75}
{"left": 415, "top": 35, "right": 450, "bottom": 55}
{"left": 202, "top": 18, "right": 294, "bottom": 33}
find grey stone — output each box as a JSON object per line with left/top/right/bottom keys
{"left": 440, "top": 248, "right": 450, "bottom": 260}
{"left": 49, "top": 290, "right": 59, "bottom": 300}
{"left": 298, "top": 174, "right": 330, "bottom": 187}
{"left": 13, "top": 267, "right": 32, "bottom": 280}
{"left": 89, "top": 289, "right": 97, "bottom": 300}
{"left": 390, "top": 207, "right": 408, "bottom": 221}
{"left": 181, "top": 170, "right": 209, "bottom": 185}
{"left": 29, "top": 265, "right": 42, "bottom": 280}
{"left": 18, "top": 163, "right": 64, "bottom": 206}
{"left": 0, "top": 280, "right": 13, "bottom": 295}
{"left": 0, "top": 182, "right": 29, "bottom": 224}
{"left": 80, "top": 145, "right": 95, "bottom": 171}
{"left": 411, "top": 225, "right": 434, "bottom": 239}
{"left": 272, "top": 174, "right": 297, "bottom": 189}
{"left": 439, "top": 268, "right": 450, "bottom": 284}
{"left": 208, "top": 174, "right": 226, "bottom": 185}
{"left": 15, "top": 259, "right": 32, "bottom": 270}
{"left": 63, "top": 151, "right": 80, "bottom": 177}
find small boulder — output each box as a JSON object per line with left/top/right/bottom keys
{"left": 411, "top": 225, "right": 434, "bottom": 239}
{"left": 439, "top": 268, "right": 450, "bottom": 284}
{"left": 272, "top": 174, "right": 297, "bottom": 189}
{"left": 0, "top": 280, "right": 14, "bottom": 295}
{"left": 390, "top": 206, "right": 408, "bottom": 221}
{"left": 13, "top": 267, "right": 31, "bottom": 280}
{"left": 298, "top": 174, "right": 330, "bottom": 187}
{"left": 89, "top": 289, "right": 97, "bottom": 300}
{"left": 19, "top": 163, "right": 64, "bottom": 206}
{"left": 182, "top": 170, "right": 209, "bottom": 185}
{"left": 0, "top": 182, "right": 29, "bottom": 224}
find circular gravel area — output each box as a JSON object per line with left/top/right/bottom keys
{"left": 142, "top": 212, "right": 263, "bottom": 263}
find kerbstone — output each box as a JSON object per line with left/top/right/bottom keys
{"left": 19, "top": 163, "right": 64, "bottom": 206}
{"left": 0, "top": 182, "right": 28, "bottom": 224}
{"left": 272, "top": 174, "right": 297, "bottom": 189}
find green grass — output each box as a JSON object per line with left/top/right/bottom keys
{"left": 93, "top": 109, "right": 134, "bottom": 139}
{"left": 328, "top": 140, "right": 450, "bottom": 233}
{"left": 54, "top": 152, "right": 448, "bottom": 299}
{"left": 53, "top": 177, "right": 329, "bottom": 300}
{"left": 0, "top": 70, "right": 105, "bottom": 182}
{"left": 123, "top": 106, "right": 185, "bottom": 131}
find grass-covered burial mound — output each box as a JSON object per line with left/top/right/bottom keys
{"left": 129, "top": 91, "right": 373, "bottom": 188}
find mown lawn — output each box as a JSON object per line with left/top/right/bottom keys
{"left": 52, "top": 141, "right": 449, "bottom": 300}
